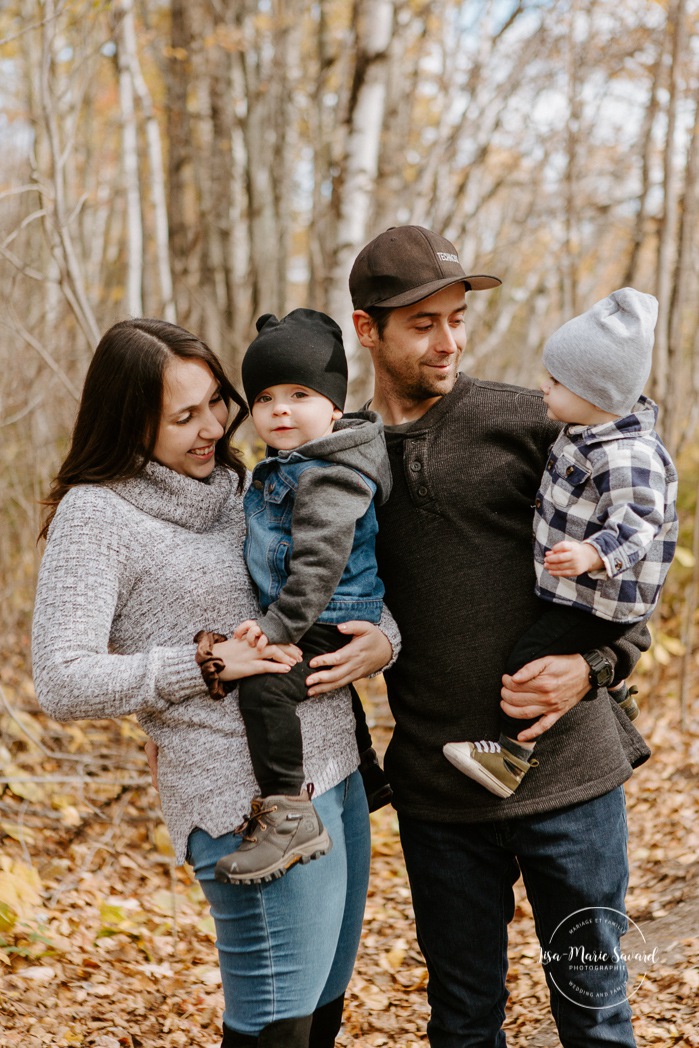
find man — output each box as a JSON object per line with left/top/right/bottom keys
{"left": 349, "top": 225, "right": 650, "bottom": 1047}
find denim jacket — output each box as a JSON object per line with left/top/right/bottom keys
{"left": 244, "top": 411, "right": 392, "bottom": 644}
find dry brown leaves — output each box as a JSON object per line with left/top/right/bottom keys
{"left": 1, "top": 652, "right": 698, "bottom": 1048}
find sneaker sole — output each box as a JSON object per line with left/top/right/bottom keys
{"left": 443, "top": 743, "right": 515, "bottom": 799}
{"left": 214, "top": 830, "right": 333, "bottom": 885}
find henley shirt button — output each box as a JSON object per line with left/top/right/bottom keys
{"left": 535, "top": 498, "right": 542, "bottom": 509}
{"left": 253, "top": 480, "right": 263, "bottom": 490}
{"left": 547, "top": 460, "right": 554, "bottom": 471}
{"left": 418, "top": 486, "right": 428, "bottom": 497}
{"left": 410, "top": 461, "right": 422, "bottom": 472}
{"left": 615, "top": 560, "right": 622, "bottom": 570}
{"left": 565, "top": 465, "right": 574, "bottom": 476}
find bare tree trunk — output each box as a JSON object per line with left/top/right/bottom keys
{"left": 666, "top": 79, "right": 699, "bottom": 456}
{"left": 37, "top": 0, "right": 100, "bottom": 346}
{"left": 270, "top": 0, "right": 300, "bottom": 320}
{"left": 167, "top": 0, "right": 195, "bottom": 324}
{"left": 328, "top": 0, "right": 394, "bottom": 354}
{"left": 235, "top": 2, "right": 279, "bottom": 327}
{"left": 229, "top": 53, "right": 253, "bottom": 361}
{"left": 307, "top": 2, "right": 355, "bottom": 313}
{"left": 562, "top": 0, "right": 585, "bottom": 319}
{"left": 115, "top": 0, "right": 144, "bottom": 317}
{"left": 679, "top": 472, "right": 699, "bottom": 730}
{"left": 653, "top": 0, "right": 686, "bottom": 406}
{"left": 622, "top": 23, "right": 667, "bottom": 288}
{"left": 203, "top": 5, "right": 236, "bottom": 350}
{"left": 117, "top": 0, "right": 175, "bottom": 321}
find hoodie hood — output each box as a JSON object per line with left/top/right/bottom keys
{"left": 275, "top": 410, "right": 392, "bottom": 503}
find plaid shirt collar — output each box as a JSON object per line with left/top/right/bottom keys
{"left": 565, "top": 395, "right": 657, "bottom": 445}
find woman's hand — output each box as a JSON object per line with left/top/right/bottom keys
{"left": 145, "top": 738, "right": 159, "bottom": 791}
{"left": 213, "top": 635, "right": 302, "bottom": 682}
{"left": 305, "top": 621, "right": 392, "bottom": 697}
{"left": 500, "top": 653, "right": 590, "bottom": 741}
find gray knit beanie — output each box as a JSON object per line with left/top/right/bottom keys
{"left": 542, "top": 288, "right": 658, "bottom": 416}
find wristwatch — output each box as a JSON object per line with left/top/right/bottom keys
{"left": 581, "top": 649, "right": 614, "bottom": 697}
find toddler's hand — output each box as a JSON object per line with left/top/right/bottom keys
{"left": 233, "top": 619, "right": 268, "bottom": 651}
{"left": 544, "top": 540, "right": 603, "bottom": 577}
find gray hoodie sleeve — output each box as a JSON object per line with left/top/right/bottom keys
{"left": 256, "top": 463, "right": 375, "bottom": 644}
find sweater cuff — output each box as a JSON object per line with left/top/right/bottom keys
{"left": 156, "top": 645, "right": 207, "bottom": 704}
{"left": 371, "top": 607, "right": 401, "bottom": 676}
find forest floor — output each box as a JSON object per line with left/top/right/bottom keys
{"left": 1, "top": 650, "right": 698, "bottom": 1048}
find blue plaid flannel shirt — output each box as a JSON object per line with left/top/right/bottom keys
{"left": 534, "top": 395, "right": 678, "bottom": 622}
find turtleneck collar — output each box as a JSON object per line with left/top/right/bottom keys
{"left": 109, "top": 461, "right": 235, "bottom": 532}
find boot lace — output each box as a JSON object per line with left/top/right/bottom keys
{"left": 233, "top": 798, "right": 278, "bottom": 843}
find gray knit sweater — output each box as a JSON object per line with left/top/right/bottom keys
{"left": 31, "top": 462, "right": 400, "bottom": 864}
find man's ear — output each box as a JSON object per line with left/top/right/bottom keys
{"left": 353, "top": 310, "right": 377, "bottom": 350}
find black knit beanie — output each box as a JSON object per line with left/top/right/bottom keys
{"left": 241, "top": 309, "right": 348, "bottom": 410}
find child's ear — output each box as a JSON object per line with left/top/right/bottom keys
{"left": 332, "top": 408, "right": 343, "bottom": 421}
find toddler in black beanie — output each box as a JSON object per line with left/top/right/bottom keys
{"left": 213, "top": 309, "right": 394, "bottom": 885}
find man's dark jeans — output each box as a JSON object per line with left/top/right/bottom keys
{"left": 398, "top": 787, "right": 636, "bottom": 1047}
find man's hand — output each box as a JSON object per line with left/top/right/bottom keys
{"left": 544, "top": 540, "right": 603, "bottom": 577}
{"left": 500, "top": 653, "right": 589, "bottom": 741}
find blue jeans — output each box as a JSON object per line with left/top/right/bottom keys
{"left": 398, "top": 787, "right": 635, "bottom": 1048}
{"left": 187, "top": 772, "right": 370, "bottom": 1034}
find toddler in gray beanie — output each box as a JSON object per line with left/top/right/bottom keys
{"left": 444, "top": 288, "right": 678, "bottom": 801}
{"left": 542, "top": 288, "right": 657, "bottom": 416}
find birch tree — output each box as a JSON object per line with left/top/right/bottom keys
{"left": 327, "top": 0, "right": 394, "bottom": 350}
{"left": 115, "top": 0, "right": 144, "bottom": 317}
{"left": 653, "top": 0, "right": 687, "bottom": 408}
{"left": 116, "top": 0, "right": 175, "bottom": 321}
{"left": 35, "top": 0, "right": 101, "bottom": 346}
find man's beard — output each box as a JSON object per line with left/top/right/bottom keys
{"left": 377, "top": 346, "right": 460, "bottom": 403}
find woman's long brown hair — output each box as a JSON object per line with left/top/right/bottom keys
{"left": 39, "top": 318, "right": 248, "bottom": 540}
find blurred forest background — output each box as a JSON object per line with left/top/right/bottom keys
{"left": 2, "top": 2, "right": 699, "bottom": 1045}
{"left": 2, "top": 0, "right": 699, "bottom": 650}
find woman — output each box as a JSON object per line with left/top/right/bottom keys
{"left": 31, "top": 319, "right": 399, "bottom": 1048}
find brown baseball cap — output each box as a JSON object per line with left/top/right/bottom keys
{"left": 349, "top": 225, "right": 501, "bottom": 309}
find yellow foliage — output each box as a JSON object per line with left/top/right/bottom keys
{"left": 4, "top": 762, "right": 44, "bottom": 803}
{"left": 98, "top": 898, "right": 146, "bottom": 938}
{"left": 120, "top": 716, "right": 147, "bottom": 742}
{"left": 0, "top": 900, "right": 17, "bottom": 935}
{"left": 0, "top": 857, "right": 43, "bottom": 922}
{"left": 656, "top": 632, "right": 685, "bottom": 657}
{"left": 674, "top": 545, "right": 695, "bottom": 568}
{"left": 152, "top": 822, "right": 175, "bottom": 857}
{"left": 0, "top": 820, "right": 37, "bottom": 845}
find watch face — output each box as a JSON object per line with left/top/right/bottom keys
{"left": 585, "top": 651, "right": 613, "bottom": 687}
{"left": 597, "top": 664, "right": 614, "bottom": 687}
